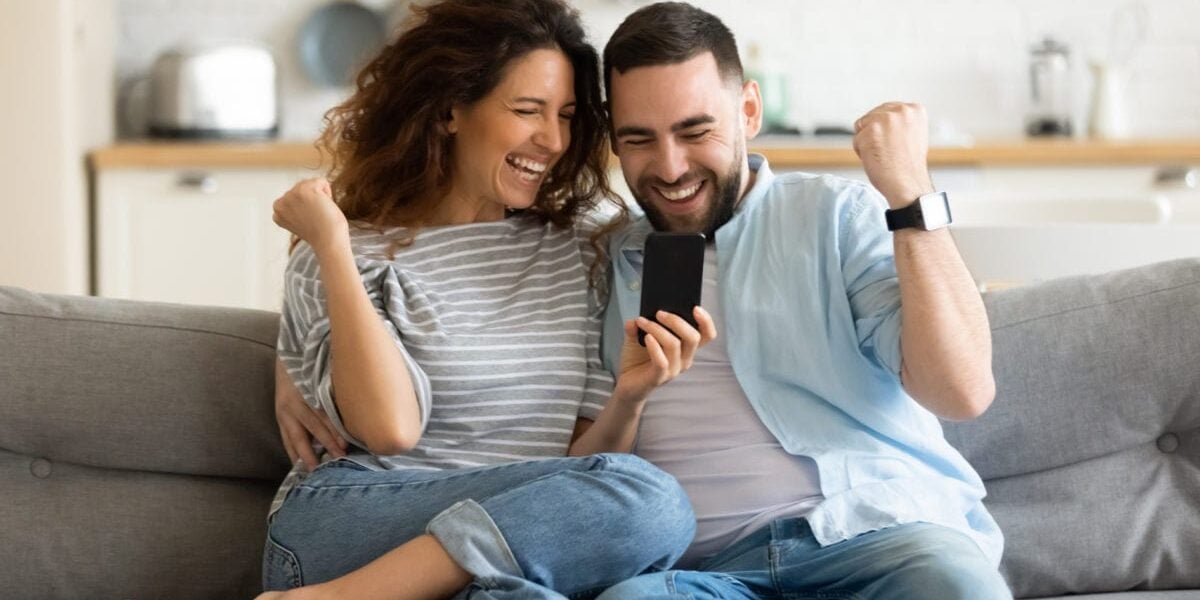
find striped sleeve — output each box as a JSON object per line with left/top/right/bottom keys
{"left": 276, "top": 242, "right": 433, "bottom": 450}
{"left": 575, "top": 217, "right": 615, "bottom": 421}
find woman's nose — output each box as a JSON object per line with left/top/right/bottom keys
{"left": 534, "top": 117, "right": 566, "bottom": 155}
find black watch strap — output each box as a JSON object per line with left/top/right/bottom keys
{"left": 885, "top": 191, "right": 951, "bottom": 231}
{"left": 885, "top": 204, "right": 920, "bottom": 231}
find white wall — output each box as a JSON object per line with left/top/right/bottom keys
{"left": 114, "top": 0, "right": 1200, "bottom": 141}
{"left": 0, "top": 0, "right": 113, "bottom": 295}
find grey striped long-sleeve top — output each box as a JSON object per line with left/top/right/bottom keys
{"left": 270, "top": 214, "right": 615, "bottom": 514}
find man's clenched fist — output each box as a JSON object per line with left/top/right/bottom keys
{"left": 852, "top": 102, "right": 935, "bottom": 209}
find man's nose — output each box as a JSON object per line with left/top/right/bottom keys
{"left": 652, "top": 140, "right": 689, "bottom": 184}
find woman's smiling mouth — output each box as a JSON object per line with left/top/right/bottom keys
{"left": 505, "top": 154, "right": 549, "bottom": 183}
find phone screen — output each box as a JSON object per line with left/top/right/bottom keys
{"left": 638, "top": 232, "right": 706, "bottom": 346}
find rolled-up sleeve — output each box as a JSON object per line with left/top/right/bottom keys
{"left": 839, "top": 187, "right": 904, "bottom": 377}
{"left": 276, "top": 243, "right": 432, "bottom": 450}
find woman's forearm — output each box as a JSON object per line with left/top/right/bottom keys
{"left": 316, "top": 240, "right": 422, "bottom": 454}
{"left": 568, "top": 385, "right": 645, "bottom": 455}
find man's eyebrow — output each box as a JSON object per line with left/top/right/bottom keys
{"left": 672, "top": 115, "right": 716, "bottom": 132}
{"left": 614, "top": 114, "right": 715, "bottom": 138}
{"left": 614, "top": 126, "right": 655, "bottom": 138}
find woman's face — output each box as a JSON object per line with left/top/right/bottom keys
{"left": 446, "top": 48, "right": 576, "bottom": 220}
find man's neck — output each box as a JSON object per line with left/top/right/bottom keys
{"left": 734, "top": 159, "right": 758, "bottom": 211}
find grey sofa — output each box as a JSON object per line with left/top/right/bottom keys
{"left": 2, "top": 259, "right": 1199, "bottom": 599}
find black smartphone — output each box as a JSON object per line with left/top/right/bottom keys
{"left": 638, "top": 232, "right": 706, "bottom": 346}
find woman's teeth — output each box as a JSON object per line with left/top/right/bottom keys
{"left": 506, "top": 155, "right": 547, "bottom": 182}
{"left": 661, "top": 182, "right": 702, "bottom": 201}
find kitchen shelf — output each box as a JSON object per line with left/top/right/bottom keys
{"left": 90, "top": 138, "right": 1200, "bottom": 170}
{"left": 90, "top": 142, "right": 324, "bottom": 170}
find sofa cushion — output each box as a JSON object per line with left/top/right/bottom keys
{"left": 0, "top": 286, "right": 288, "bottom": 480}
{"left": 944, "top": 259, "right": 1200, "bottom": 598}
{"left": 0, "top": 287, "right": 290, "bottom": 599}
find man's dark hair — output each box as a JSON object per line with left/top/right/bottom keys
{"left": 602, "top": 2, "right": 743, "bottom": 100}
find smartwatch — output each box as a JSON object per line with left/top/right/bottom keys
{"left": 885, "top": 191, "right": 952, "bottom": 231}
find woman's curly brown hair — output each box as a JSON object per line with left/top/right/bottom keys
{"left": 313, "top": 0, "right": 627, "bottom": 291}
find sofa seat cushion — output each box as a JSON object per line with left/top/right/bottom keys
{"left": 944, "top": 259, "right": 1200, "bottom": 598}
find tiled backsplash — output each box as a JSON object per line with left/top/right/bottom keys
{"left": 116, "top": 0, "right": 1200, "bottom": 141}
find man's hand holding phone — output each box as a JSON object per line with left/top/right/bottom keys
{"left": 615, "top": 306, "right": 717, "bottom": 403}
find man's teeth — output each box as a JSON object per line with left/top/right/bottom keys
{"left": 507, "top": 155, "right": 547, "bottom": 173}
{"left": 662, "top": 182, "right": 701, "bottom": 201}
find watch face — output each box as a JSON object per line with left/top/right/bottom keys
{"left": 918, "top": 192, "right": 952, "bottom": 230}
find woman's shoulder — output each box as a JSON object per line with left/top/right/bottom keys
{"left": 284, "top": 240, "right": 321, "bottom": 280}
{"left": 282, "top": 230, "right": 394, "bottom": 290}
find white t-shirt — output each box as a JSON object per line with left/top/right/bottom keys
{"left": 634, "top": 247, "right": 824, "bottom": 568}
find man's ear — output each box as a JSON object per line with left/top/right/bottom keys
{"left": 740, "top": 79, "right": 764, "bottom": 140}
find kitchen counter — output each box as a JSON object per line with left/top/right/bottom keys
{"left": 89, "top": 138, "right": 1200, "bottom": 170}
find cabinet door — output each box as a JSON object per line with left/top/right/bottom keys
{"left": 96, "top": 168, "right": 311, "bottom": 311}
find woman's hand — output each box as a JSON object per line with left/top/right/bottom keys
{"left": 275, "top": 358, "right": 347, "bottom": 470}
{"left": 615, "top": 307, "right": 717, "bottom": 403}
{"left": 272, "top": 178, "right": 350, "bottom": 253}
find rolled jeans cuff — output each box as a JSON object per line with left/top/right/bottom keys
{"left": 426, "top": 499, "right": 525, "bottom": 584}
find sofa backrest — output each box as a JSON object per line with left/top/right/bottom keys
{"left": 3, "top": 259, "right": 1199, "bottom": 599}
{"left": 0, "top": 286, "right": 289, "bottom": 599}
{"left": 945, "top": 258, "right": 1200, "bottom": 598}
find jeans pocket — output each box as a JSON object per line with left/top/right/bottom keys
{"left": 262, "top": 534, "right": 303, "bottom": 591}
{"left": 325, "top": 457, "right": 371, "bottom": 471}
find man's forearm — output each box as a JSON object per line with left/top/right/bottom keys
{"left": 318, "top": 241, "right": 423, "bottom": 453}
{"left": 893, "top": 228, "right": 995, "bottom": 420}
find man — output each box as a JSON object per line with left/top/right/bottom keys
{"left": 592, "top": 3, "right": 1009, "bottom": 598}
{"left": 274, "top": 2, "right": 1010, "bottom": 597}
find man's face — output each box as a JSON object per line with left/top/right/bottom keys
{"left": 608, "top": 52, "right": 762, "bottom": 236}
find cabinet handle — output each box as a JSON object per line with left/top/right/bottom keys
{"left": 177, "top": 172, "right": 219, "bottom": 194}
{"left": 1153, "top": 166, "right": 1198, "bottom": 189}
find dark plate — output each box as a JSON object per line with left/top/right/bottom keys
{"left": 298, "top": 2, "right": 386, "bottom": 88}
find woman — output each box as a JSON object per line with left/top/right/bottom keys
{"left": 259, "top": 1, "right": 716, "bottom": 598}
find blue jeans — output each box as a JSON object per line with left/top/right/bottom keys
{"left": 595, "top": 518, "right": 1011, "bottom": 600}
{"left": 263, "top": 453, "right": 695, "bottom": 599}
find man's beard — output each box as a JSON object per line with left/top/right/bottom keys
{"left": 634, "top": 149, "right": 743, "bottom": 239}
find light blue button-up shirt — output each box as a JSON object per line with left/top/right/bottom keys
{"left": 601, "top": 155, "right": 1003, "bottom": 565}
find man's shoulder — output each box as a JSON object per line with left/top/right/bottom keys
{"left": 769, "top": 170, "right": 873, "bottom": 200}
{"left": 760, "top": 171, "right": 879, "bottom": 221}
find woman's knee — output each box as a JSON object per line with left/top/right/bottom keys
{"left": 592, "top": 454, "right": 696, "bottom": 562}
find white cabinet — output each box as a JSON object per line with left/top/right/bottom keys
{"left": 95, "top": 167, "right": 316, "bottom": 312}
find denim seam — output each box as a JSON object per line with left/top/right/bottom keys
{"left": 769, "top": 539, "right": 784, "bottom": 596}
{"left": 663, "top": 571, "right": 695, "bottom": 600}
{"left": 264, "top": 532, "right": 303, "bottom": 589}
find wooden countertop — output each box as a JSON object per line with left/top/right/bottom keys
{"left": 90, "top": 141, "right": 325, "bottom": 170}
{"left": 90, "top": 138, "right": 1200, "bottom": 170}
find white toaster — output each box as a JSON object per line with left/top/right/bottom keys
{"left": 148, "top": 43, "right": 279, "bottom": 139}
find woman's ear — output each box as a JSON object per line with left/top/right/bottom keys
{"left": 446, "top": 106, "right": 461, "bottom": 135}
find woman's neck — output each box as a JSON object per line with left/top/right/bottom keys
{"left": 427, "top": 186, "right": 506, "bottom": 226}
